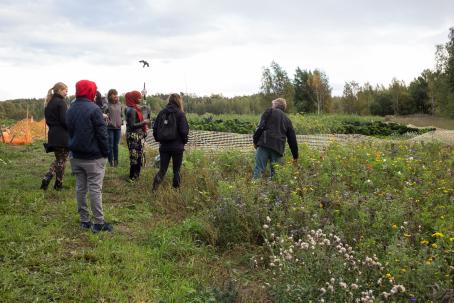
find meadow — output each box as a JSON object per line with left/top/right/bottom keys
{"left": 0, "top": 135, "right": 452, "bottom": 302}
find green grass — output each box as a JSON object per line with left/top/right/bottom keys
{"left": 0, "top": 139, "right": 453, "bottom": 302}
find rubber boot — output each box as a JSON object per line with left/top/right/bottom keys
{"left": 40, "top": 178, "right": 51, "bottom": 190}
{"left": 129, "top": 164, "right": 136, "bottom": 181}
{"left": 54, "top": 180, "right": 63, "bottom": 191}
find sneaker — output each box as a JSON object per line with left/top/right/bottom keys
{"left": 92, "top": 223, "right": 113, "bottom": 233}
{"left": 80, "top": 221, "right": 92, "bottom": 229}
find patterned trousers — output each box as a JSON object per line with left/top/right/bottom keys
{"left": 126, "top": 131, "right": 145, "bottom": 166}
{"left": 43, "top": 147, "right": 69, "bottom": 183}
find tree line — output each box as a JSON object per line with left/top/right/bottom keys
{"left": 1, "top": 28, "right": 453, "bottom": 121}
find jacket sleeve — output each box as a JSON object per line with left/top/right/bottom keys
{"left": 286, "top": 120, "right": 298, "bottom": 159}
{"left": 178, "top": 112, "right": 189, "bottom": 144}
{"left": 92, "top": 108, "right": 109, "bottom": 157}
{"left": 253, "top": 108, "right": 272, "bottom": 145}
{"left": 58, "top": 101, "right": 68, "bottom": 130}
{"left": 126, "top": 108, "right": 146, "bottom": 130}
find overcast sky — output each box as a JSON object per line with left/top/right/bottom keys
{"left": 1, "top": 0, "right": 453, "bottom": 100}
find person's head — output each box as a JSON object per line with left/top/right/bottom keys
{"left": 45, "top": 82, "right": 68, "bottom": 106}
{"left": 75, "top": 80, "right": 97, "bottom": 102}
{"left": 272, "top": 98, "right": 287, "bottom": 111}
{"left": 168, "top": 93, "right": 184, "bottom": 112}
{"left": 107, "top": 89, "right": 118, "bottom": 104}
{"left": 125, "top": 90, "right": 142, "bottom": 107}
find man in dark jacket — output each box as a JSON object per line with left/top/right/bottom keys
{"left": 66, "top": 80, "right": 112, "bottom": 233}
{"left": 252, "top": 98, "right": 298, "bottom": 179}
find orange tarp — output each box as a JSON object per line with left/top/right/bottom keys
{"left": 1, "top": 118, "right": 47, "bottom": 145}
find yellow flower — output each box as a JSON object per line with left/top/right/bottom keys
{"left": 432, "top": 232, "right": 445, "bottom": 238}
{"left": 420, "top": 240, "right": 429, "bottom": 246}
{"left": 449, "top": 237, "right": 454, "bottom": 242}
{"left": 392, "top": 224, "right": 398, "bottom": 230}
{"left": 400, "top": 268, "right": 407, "bottom": 273}
{"left": 404, "top": 233, "right": 411, "bottom": 238}
{"left": 385, "top": 273, "right": 393, "bottom": 279}
{"left": 431, "top": 243, "right": 438, "bottom": 249}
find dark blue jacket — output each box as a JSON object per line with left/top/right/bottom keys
{"left": 153, "top": 103, "right": 189, "bottom": 152}
{"left": 66, "top": 98, "right": 108, "bottom": 159}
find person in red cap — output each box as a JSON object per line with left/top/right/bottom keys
{"left": 66, "top": 80, "right": 112, "bottom": 233}
{"left": 125, "top": 90, "right": 150, "bottom": 181}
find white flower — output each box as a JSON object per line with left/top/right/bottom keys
{"left": 351, "top": 283, "right": 359, "bottom": 290}
{"left": 263, "top": 224, "right": 269, "bottom": 229}
{"left": 339, "top": 282, "right": 348, "bottom": 289}
{"left": 266, "top": 216, "right": 271, "bottom": 222}
{"left": 320, "top": 287, "right": 326, "bottom": 294}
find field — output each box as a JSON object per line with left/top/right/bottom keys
{"left": 0, "top": 135, "right": 453, "bottom": 302}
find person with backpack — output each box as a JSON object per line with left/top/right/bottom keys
{"left": 41, "top": 82, "right": 69, "bottom": 191}
{"left": 152, "top": 93, "right": 189, "bottom": 191}
{"left": 252, "top": 98, "right": 298, "bottom": 179}
{"left": 125, "top": 90, "right": 150, "bottom": 181}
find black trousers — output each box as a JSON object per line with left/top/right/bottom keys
{"left": 153, "top": 150, "right": 184, "bottom": 188}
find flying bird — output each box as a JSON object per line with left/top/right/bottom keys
{"left": 139, "top": 60, "right": 149, "bottom": 68}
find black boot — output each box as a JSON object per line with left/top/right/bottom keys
{"left": 129, "top": 165, "right": 136, "bottom": 181}
{"left": 54, "top": 180, "right": 63, "bottom": 191}
{"left": 152, "top": 174, "right": 161, "bottom": 192}
{"left": 113, "top": 160, "right": 118, "bottom": 167}
{"left": 134, "top": 164, "right": 142, "bottom": 180}
{"left": 40, "top": 178, "right": 51, "bottom": 190}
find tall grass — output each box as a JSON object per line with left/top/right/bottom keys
{"left": 0, "top": 139, "right": 452, "bottom": 302}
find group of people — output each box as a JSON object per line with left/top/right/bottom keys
{"left": 40, "top": 79, "right": 298, "bottom": 233}
{"left": 40, "top": 80, "right": 189, "bottom": 233}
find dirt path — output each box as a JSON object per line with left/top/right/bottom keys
{"left": 409, "top": 129, "right": 454, "bottom": 145}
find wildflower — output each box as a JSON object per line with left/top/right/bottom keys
{"left": 339, "top": 282, "right": 347, "bottom": 289}
{"left": 420, "top": 240, "right": 429, "bottom": 246}
{"left": 351, "top": 283, "right": 359, "bottom": 290}
{"left": 432, "top": 232, "right": 444, "bottom": 238}
{"left": 385, "top": 273, "right": 393, "bottom": 279}
{"left": 431, "top": 243, "right": 438, "bottom": 249}
{"left": 391, "top": 224, "right": 398, "bottom": 230}
{"left": 263, "top": 224, "right": 269, "bottom": 229}
{"left": 449, "top": 237, "right": 454, "bottom": 242}
{"left": 266, "top": 216, "right": 271, "bottom": 223}
{"left": 320, "top": 287, "right": 326, "bottom": 294}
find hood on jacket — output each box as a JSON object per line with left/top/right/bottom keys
{"left": 125, "top": 91, "right": 142, "bottom": 107}
{"left": 76, "top": 80, "right": 97, "bottom": 101}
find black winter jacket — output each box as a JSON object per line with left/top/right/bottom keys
{"left": 45, "top": 94, "right": 68, "bottom": 150}
{"left": 253, "top": 108, "right": 298, "bottom": 159}
{"left": 153, "top": 103, "right": 189, "bottom": 152}
{"left": 66, "top": 98, "right": 108, "bottom": 160}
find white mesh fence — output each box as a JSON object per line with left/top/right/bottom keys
{"left": 145, "top": 130, "right": 373, "bottom": 151}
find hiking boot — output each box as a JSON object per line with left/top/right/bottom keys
{"left": 92, "top": 223, "right": 113, "bottom": 233}
{"left": 80, "top": 221, "right": 92, "bottom": 229}
{"left": 54, "top": 180, "right": 63, "bottom": 191}
{"left": 40, "top": 178, "right": 51, "bottom": 190}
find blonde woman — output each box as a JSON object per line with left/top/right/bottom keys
{"left": 152, "top": 93, "right": 189, "bottom": 191}
{"left": 41, "top": 82, "right": 69, "bottom": 190}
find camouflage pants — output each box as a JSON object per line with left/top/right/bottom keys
{"left": 126, "top": 131, "right": 145, "bottom": 166}
{"left": 43, "top": 148, "right": 69, "bottom": 183}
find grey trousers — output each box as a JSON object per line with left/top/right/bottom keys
{"left": 70, "top": 158, "right": 107, "bottom": 224}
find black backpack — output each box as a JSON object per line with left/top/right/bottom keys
{"left": 155, "top": 111, "right": 178, "bottom": 141}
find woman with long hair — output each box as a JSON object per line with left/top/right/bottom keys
{"left": 125, "top": 91, "right": 150, "bottom": 181}
{"left": 106, "top": 89, "right": 122, "bottom": 167}
{"left": 41, "top": 82, "right": 69, "bottom": 190}
{"left": 152, "top": 93, "right": 189, "bottom": 191}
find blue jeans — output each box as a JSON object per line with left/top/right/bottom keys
{"left": 253, "top": 146, "right": 283, "bottom": 179}
{"left": 108, "top": 128, "right": 121, "bottom": 164}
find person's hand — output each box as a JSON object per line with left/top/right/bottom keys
{"left": 143, "top": 119, "right": 151, "bottom": 126}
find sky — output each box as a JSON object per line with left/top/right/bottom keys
{"left": 0, "top": 0, "right": 453, "bottom": 100}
